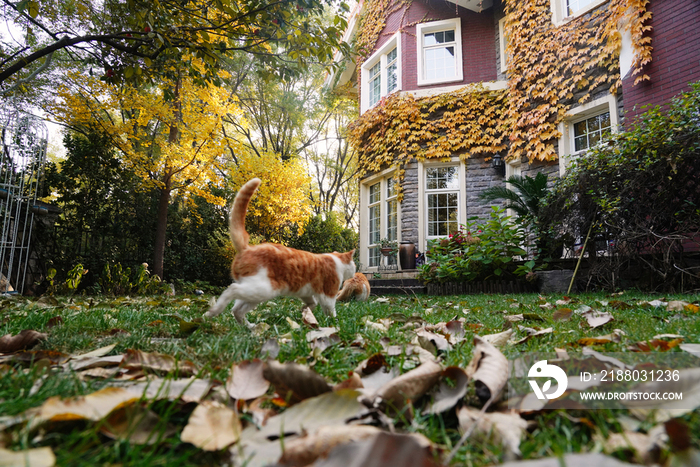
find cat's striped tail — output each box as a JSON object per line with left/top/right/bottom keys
{"left": 229, "top": 178, "right": 261, "bottom": 253}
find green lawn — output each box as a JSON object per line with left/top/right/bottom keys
{"left": 1, "top": 290, "right": 699, "bottom": 466}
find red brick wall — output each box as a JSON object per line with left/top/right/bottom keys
{"left": 370, "top": 0, "right": 497, "bottom": 93}
{"left": 621, "top": 0, "right": 700, "bottom": 122}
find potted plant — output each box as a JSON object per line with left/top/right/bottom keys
{"left": 378, "top": 238, "right": 398, "bottom": 257}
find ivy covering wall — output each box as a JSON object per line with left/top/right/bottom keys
{"left": 348, "top": 0, "right": 653, "bottom": 199}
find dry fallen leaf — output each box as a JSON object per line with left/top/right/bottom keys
{"left": 370, "top": 360, "right": 443, "bottom": 413}
{"left": 581, "top": 310, "right": 615, "bottom": 328}
{"left": 0, "top": 447, "right": 55, "bottom": 467}
{"left": 415, "top": 328, "right": 451, "bottom": 354}
{"left": 624, "top": 367, "right": 700, "bottom": 422}
{"left": 313, "top": 431, "right": 437, "bottom": 467}
{"left": 0, "top": 329, "right": 48, "bottom": 353}
{"left": 667, "top": 300, "right": 690, "bottom": 312}
{"left": 480, "top": 329, "right": 513, "bottom": 347}
{"left": 181, "top": 400, "right": 242, "bottom": 451}
{"left": 679, "top": 343, "right": 700, "bottom": 355}
{"left": 552, "top": 308, "right": 573, "bottom": 321}
{"left": 628, "top": 338, "right": 682, "bottom": 352}
{"left": 101, "top": 404, "right": 178, "bottom": 445}
{"left": 425, "top": 366, "right": 469, "bottom": 414}
{"left": 32, "top": 387, "right": 139, "bottom": 428}
{"left": 278, "top": 424, "right": 382, "bottom": 466}
{"left": 262, "top": 360, "right": 331, "bottom": 404}
{"left": 513, "top": 327, "right": 553, "bottom": 345}
{"left": 457, "top": 406, "right": 528, "bottom": 457}
{"left": 226, "top": 359, "right": 270, "bottom": 400}
{"left": 302, "top": 306, "right": 319, "bottom": 328}
{"left": 467, "top": 335, "right": 509, "bottom": 405}
{"left": 121, "top": 349, "right": 198, "bottom": 377}
{"left": 598, "top": 427, "right": 665, "bottom": 465}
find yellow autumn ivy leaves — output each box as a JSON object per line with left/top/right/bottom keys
{"left": 351, "top": 0, "right": 654, "bottom": 188}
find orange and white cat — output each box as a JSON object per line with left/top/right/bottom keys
{"left": 204, "top": 178, "right": 356, "bottom": 328}
{"left": 336, "top": 273, "right": 371, "bottom": 302}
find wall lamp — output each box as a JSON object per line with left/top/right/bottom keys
{"left": 491, "top": 153, "right": 506, "bottom": 176}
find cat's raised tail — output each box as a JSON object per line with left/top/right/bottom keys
{"left": 229, "top": 178, "right": 261, "bottom": 253}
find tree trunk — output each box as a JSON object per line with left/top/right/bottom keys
{"left": 153, "top": 185, "right": 171, "bottom": 279}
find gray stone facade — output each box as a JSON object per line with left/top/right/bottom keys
{"left": 400, "top": 161, "right": 420, "bottom": 245}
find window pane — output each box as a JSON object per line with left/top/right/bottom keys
{"left": 368, "top": 246, "right": 380, "bottom": 267}
{"left": 369, "top": 75, "right": 381, "bottom": 107}
{"left": 387, "top": 178, "right": 396, "bottom": 198}
{"left": 445, "top": 30, "right": 455, "bottom": 42}
{"left": 386, "top": 48, "right": 397, "bottom": 63}
{"left": 369, "top": 205, "right": 380, "bottom": 245}
{"left": 426, "top": 166, "right": 459, "bottom": 190}
{"left": 387, "top": 199, "right": 397, "bottom": 241}
{"left": 573, "top": 111, "right": 611, "bottom": 152}
{"left": 427, "top": 192, "right": 458, "bottom": 238}
{"left": 387, "top": 62, "right": 398, "bottom": 93}
{"left": 567, "top": 0, "right": 595, "bottom": 15}
{"left": 425, "top": 47, "right": 456, "bottom": 81}
{"left": 574, "top": 135, "right": 588, "bottom": 152}
{"left": 369, "top": 182, "right": 380, "bottom": 204}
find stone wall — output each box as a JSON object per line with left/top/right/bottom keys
{"left": 400, "top": 161, "right": 420, "bottom": 245}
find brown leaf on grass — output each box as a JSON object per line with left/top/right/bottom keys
{"left": 577, "top": 329, "right": 625, "bottom": 346}
{"left": 260, "top": 338, "right": 280, "bottom": 359}
{"left": 66, "top": 355, "right": 123, "bottom": 372}
{"left": 684, "top": 303, "right": 700, "bottom": 313}
{"left": 457, "top": 406, "right": 528, "bottom": 457}
{"left": 354, "top": 353, "right": 388, "bottom": 376}
{"left": 313, "top": 431, "right": 437, "bottom": 467}
{"left": 444, "top": 320, "right": 466, "bottom": 343}
{"left": 116, "top": 377, "right": 213, "bottom": 402}
{"left": 236, "top": 390, "right": 368, "bottom": 467}
{"left": 467, "top": 336, "right": 509, "bottom": 405}
{"left": 553, "top": 308, "right": 574, "bottom": 321}
{"left": 370, "top": 360, "right": 442, "bottom": 412}
{"left": 307, "top": 327, "right": 341, "bottom": 352}
{"left": 480, "top": 329, "right": 513, "bottom": 347}
{"left": 599, "top": 428, "right": 665, "bottom": 465}
{"left": 667, "top": 300, "right": 690, "bottom": 312}
{"left": 34, "top": 387, "right": 139, "bottom": 427}
{"left": 582, "top": 310, "right": 615, "bottom": 328}
{"left": 46, "top": 316, "right": 63, "bottom": 328}
{"left": 0, "top": 447, "right": 55, "bottom": 467}
{"left": 70, "top": 344, "right": 117, "bottom": 360}
{"left": 333, "top": 371, "right": 363, "bottom": 391}
{"left": 628, "top": 338, "right": 682, "bottom": 352}
{"left": 226, "top": 359, "right": 270, "bottom": 400}
{"left": 424, "top": 366, "right": 469, "bottom": 414}
{"left": 609, "top": 300, "right": 633, "bottom": 310}
{"left": 279, "top": 424, "right": 382, "bottom": 466}
{"left": 415, "top": 328, "right": 451, "bottom": 354}
{"left": 302, "top": 306, "right": 319, "bottom": 328}
{"left": 11, "top": 350, "right": 70, "bottom": 366}
{"left": 181, "top": 400, "right": 242, "bottom": 451}
{"left": 513, "top": 327, "right": 553, "bottom": 345}
{"left": 101, "top": 404, "right": 178, "bottom": 445}
{"left": 121, "top": 349, "right": 198, "bottom": 377}
{"left": 262, "top": 360, "right": 331, "bottom": 404}
{"left": 0, "top": 329, "right": 47, "bottom": 352}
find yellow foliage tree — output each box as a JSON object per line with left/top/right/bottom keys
{"left": 47, "top": 69, "right": 244, "bottom": 277}
{"left": 229, "top": 150, "right": 313, "bottom": 244}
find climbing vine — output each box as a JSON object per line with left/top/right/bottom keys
{"left": 349, "top": 0, "right": 653, "bottom": 190}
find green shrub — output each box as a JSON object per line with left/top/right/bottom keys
{"left": 285, "top": 213, "right": 358, "bottom": 254}
{"left": 98, "top": 262, "right": 170, "bottom": 296}
{"left": 418, "top": 207, "right": 532, "bottom": 283}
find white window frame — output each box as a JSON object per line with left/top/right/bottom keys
{"left": 416, "top": 18, "right": 463, "bottom": 87}
{"left": 359, "top": 170, "right": 401, "bottom": 270}
{"left": 360, "top": 32, "right": 401, "bottom": 114}
{"left": 417, "top": 159, "right": 466, "bottom": 252}
{"left": 550, "top": 0, "right": 609, "bottom": 26}
{"left": 498, "top": 16, "right": 509, "bottom": 74}
{"left": 558, "top": 94, "right": 619, "bottom": 175}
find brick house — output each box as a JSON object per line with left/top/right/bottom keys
{"left": 330, "top": 0, "right": 700, "bottom": 272}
